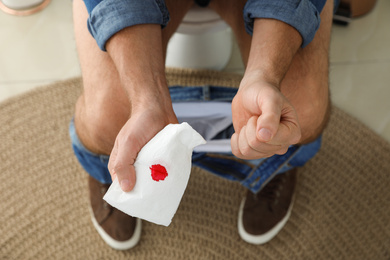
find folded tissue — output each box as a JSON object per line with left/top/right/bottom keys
{"left": 103, "top": 123, "right": 206, "bottom": 226}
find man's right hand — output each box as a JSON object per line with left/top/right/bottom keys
{"left": 108, "top": 100, "right": 178, "bottom": 192}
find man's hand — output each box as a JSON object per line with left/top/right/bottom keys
{"left": 108, "top": 100, "right": 178, "bottom": 192}
{"left": 231, "top": 77, "right": 301, "bottom": 160}
{"left": 231, "top": 18, "right": 303, "bottom": 160}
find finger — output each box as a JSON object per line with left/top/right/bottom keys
{"left": 275, "top": 146, "right": 289, "bottom": 155}
{"left": 264, "top": 105, "right": 301, "bottom": 146}
{"left": 230, "top": 132, "right": 240, "bottom": 157}
{"left": 108, "top": 138, "right": 118, "bottom": 180}
{"left": 232, "top": 128, "right": 285, "bottom": 159}
{"left": 232, "top": 130, "right": 256, "bottom": 159}
{"left": 256, "top": 97, "right": 282, "bottom": 142}
{"left": 237, "top": 125, "right": 273, "bottom": 159}
{"left": 233, "top": 128, "right": 259, "bottom": 159}
{"left": 246, "top": 116, "right": 283, "bottom": 153}
{"left": 271, "top": 120, "right": 301, "bottom": 146}
{"left": 109, "top": 137, "right": 137, "bottom": 192}
{"left": 238, "top": 125, "right": 251, "bottom": 157}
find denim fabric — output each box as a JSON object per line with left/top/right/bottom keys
{"left": 85, "top": 0, "right": 170, "bottom": 51}
{"left": 69, "top": 119, "right": 112, "bottom": 184}
{"left": 243, "top": 0, "right": 323, "bottom": 48}
{"left": 69, "top": 85, "right": 322, "bottom": 193}
{"left": 83, "top": 0, "right": 338, "bottom": 51}
{"left": 243, "top": 0, "right": 340, "bottom": 48}
{"left": 192, "top": 137, "right": 321, "bottom": 193}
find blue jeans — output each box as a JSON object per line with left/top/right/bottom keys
{"left": 69, "top": 85, "right": 322, "bottom": 194}
{"left": 83, "top": 0, "right": 339, "bottom": 51}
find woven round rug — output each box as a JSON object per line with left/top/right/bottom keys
{"left": 0, "top": 68, "right": 389, "bottom": 259}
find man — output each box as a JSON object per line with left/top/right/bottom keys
{"left": 70, "top": 0, "right": 336, "bottom": 250}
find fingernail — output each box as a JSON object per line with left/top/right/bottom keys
{"left": 120, "top": 179, "right": 130, "bottom": 192}
{"left": 259, "top": 128, "right": 272, "bottom": 141}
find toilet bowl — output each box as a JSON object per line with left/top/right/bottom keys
{"left": 166, "top": 5, "right": 232, "bottom": 71}
{"left": 0, "top": 0, "right": 51, "bottom": 15}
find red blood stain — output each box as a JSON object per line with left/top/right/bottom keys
{"left": 150, "top": 164, "right": 168, "bottom": 182}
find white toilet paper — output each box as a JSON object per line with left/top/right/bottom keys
{"left": 103, "top": 123, "right": 206, "bottom": 226}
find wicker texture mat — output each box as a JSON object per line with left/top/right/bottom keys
{"left": 0, "top": 69, "right": 389, "bottom": 259}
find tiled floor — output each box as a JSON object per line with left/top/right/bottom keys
{"left": 1, "top": 0, "right": 389, "bottom": 141}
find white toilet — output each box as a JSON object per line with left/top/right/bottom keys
{"left": 165, "top": 5, "right": 232, "bottom": 71}
{"left": 0, "top": 0, "right": 50, "bottom": 15}
{"left": 1, "top": 0, "right": 42, "bottom": 9}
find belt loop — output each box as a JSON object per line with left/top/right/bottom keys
{"left": 202, "top": 85, "right": 211, "bottom": 101}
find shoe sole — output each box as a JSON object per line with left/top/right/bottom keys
{"left": 89, "top": 206, "right": 142, "bottom": 250}
{"left": 237, "top": 197, "right": 294, "bottom": 245}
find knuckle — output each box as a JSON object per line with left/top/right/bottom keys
{"left": 231, "top": 135, "right": 242, "bottom": 158}
{"left": 112, "top": 162, "right": 125, "bottom": 175}
{"left": 276, "top": 147, "right": 289, "bottom": 155}
{"left": 239, "top": 144, "right": 252, "bottom": 157}
{"left": 231, "top": 145, "right": 240, "bottom": 157}
{"left": 295, "top": 132, "right": 302, "bottom": 144}
{"left": 265, "top": 88, "right": 283, "bottom": 105}
{"left": 248, "top": 135, "right": 259, "bottom": 149}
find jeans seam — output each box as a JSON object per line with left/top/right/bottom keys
{"left": 155, "top": 0, "right": 170, "bottom": 27}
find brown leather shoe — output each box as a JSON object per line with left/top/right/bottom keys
{"left": 88, "top": 176, "right": 141, "bottom": 250}
{"left": 238, "top": 169, "right": 297, "bottom": 244}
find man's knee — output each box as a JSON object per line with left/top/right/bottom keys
{"left": 74, "top": 93, "right": 128, "bottom": 154}
{"left": 297, "top": 93, "right": 331, "bottom": 144}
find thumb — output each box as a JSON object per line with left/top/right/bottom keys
{"left": 108, "top": 138, "right": 136, "bottom": 192}
{"left": 256, "top": 98, "right": 282, "bottom": 142}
